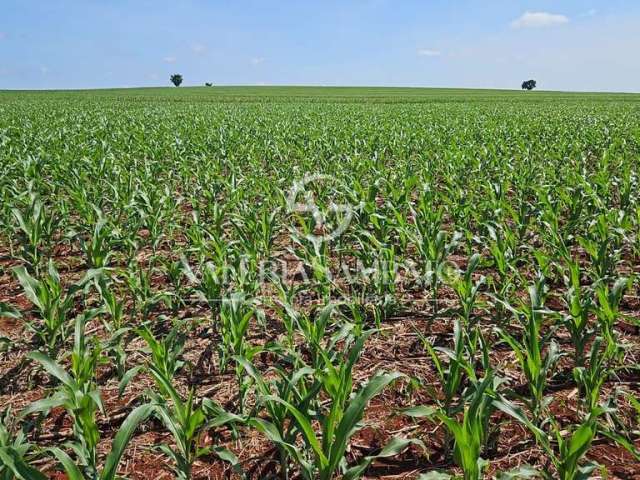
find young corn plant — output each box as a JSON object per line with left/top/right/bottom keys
{"left": 132, "top": 186, "right": 177, "bottom": 254}
{"left": 410, "top": 201, "right": 461, "bottom": 315}
{"left": 444, "top": 253, "right": 485, "bottom": 327}
{"left": 270, "top": 273, "right": 305, "bottom": 350}
{"left": 485, "top": 223, "right": 520, "bottom": 325}
{"left": 11, "top": 190, "right": 57, "bottom": 271}
{"left": 21, "top": 312, "right": 154, "bottom": 480}
{"left": 561, "top": 260, "right": 593, "bottom": 368}
{"left": 119, "top": 321, "right": 186, "bottom": 397}
{"left": 485, "top": 223, "right": 518, "bottom": 281}
{"left": 283, "top": 302, "right": 344, "bottom": 370}
{"left": 251, "top": 332, "right": 407, "bottom": 480}
{"left": 74, "top": 212, "right": 114, "bottom": 269}
{"left": 183, "top": 209, "right": 219, "bottom": 264}
{"left": 493, "top": 397, "right": 609, "bottom": 480}
{"left": 124, "top": 261, "right": 172, "bottom": 321}
{"left": 390, "top": 203, "right": 412, "bottom": 252}
{"left": 38, "top": 405, "right": 153, "bottom": 480}
{"left": 161, "top": 258, "right": 190, "bottom": 313}
{"left": 95, "top": 277, "right": 126, "bottom": 332}
{"left": 183, "top": 258, "right": 227, "bottom": 322}
{"left": 237, "top": 357, "right": 317, "bottom": 479}
{"left": 217, "top": 293, "right": 262, "bottom": 413}
{"left": 0, "top": 408, "right": 44, "bottom": 480}
{"left": 232, "top": 206, "right": 278, "bottom": 260}
{"left": 578, "top": 213, "right": 623, "bottom": 282}
{"left": 147, "top": 370, "right": 241, "bottom": 480}
{"left": 227, "top": 248, "right": 261, "bottom": 298}
{"left": 594, "top": 277, "right": 630, "bottom": 357}
{"left": 414, "top": 319, "right": 468, "bottom": 417}
{"left": 573, "top": 338, "right": 614, "bottom": 413}
{"left": 94, "top": 276, "right": 131, "bottom": 381}
{"left": 495, "top": 276, "right": 561, "bottom": 419}
{"left": 290, "top": 232, "right": 335, "bottom": 303}
{"left": 370, "top": 242, "right": 399, "bottom": 320}
{"left": 346, "top": 234, "right": 378, "bottom": 305}
{"left": 264, "top": 373, "right": 406, "bottom": 480}
{"left": 14, "top": 261, "right": 98, "bottom": 354}
{"left": 122, "top": 319, "right": 240, "bottom": 478}
{"left": 350, "top": 230, "right": 400, "bottom": 322}
{"left": 405, "top": 373, "right": 500, "bottom": 480}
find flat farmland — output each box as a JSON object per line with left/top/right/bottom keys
{"left": 0, "top": 86, "right": 639, "bottom": 479}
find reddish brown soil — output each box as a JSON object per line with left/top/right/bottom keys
{"left": 1, "top": 239, "right": 639, "bottom": 479}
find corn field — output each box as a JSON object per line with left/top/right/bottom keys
{"left": 0, "top": 87, "right": 639, "bottom": 479}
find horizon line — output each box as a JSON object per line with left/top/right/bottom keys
{"left": 2, "top": 84, "right": 640, "bottom": 95}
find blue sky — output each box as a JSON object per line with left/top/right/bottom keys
{"left": 1, "top": 0, "right": 639, "bottom": 91}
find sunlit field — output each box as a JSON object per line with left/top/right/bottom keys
{"left": 1, "top": 86, "right": 639, "bottom": 479}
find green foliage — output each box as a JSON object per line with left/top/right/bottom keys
{"left": 13, "top": 263, "right": 99, "bottom": 354}
{"left": 21, "top": 313, "right": 153, "bottom": 479}
{"left": 170, "top": 74, "right": 183, "bottom": 87}
{"left": 406, "top": 373, "right": 499, "bottom": 480}
{"left": 10, "top": 188, "right": 57, "bottom": 271}
{"left": 0, "top": 408, "right": 44, "bottom": 480}
{"left": 495, "top": 276, "right": 561, "bottom": 418}
{"left": 148, "top": 372, "right": 240, "bottom": 480}
{"left": 445, "top": 253, "right": 485, "bottom": 326}
{"left": 2, "top": 86, "right": 640, "bottom": 478}
{"left": 494, "top": 397, "right": 608, "bottom": 480}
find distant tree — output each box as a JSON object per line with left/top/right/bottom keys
{"left": 521, "top": 79, "right": 537, "bottom": 91}
{"left": 205, "top": 82, "right": 213, "bottom": 87}
{"left": 170, "top": 74, "right": 183, "bottom": 87}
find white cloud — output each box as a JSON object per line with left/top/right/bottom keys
{"left": 163, "top": 56, "right": 177, "bottom": 64}
{"left": 417, "top": 48, "right": 441, "bottom": 57}
{"left": 250, "top": 57, "right": 265, "bottom": 65}
{"left": 511, "top": 11, "right": 569, "bottom": 29}
{"left": 191, "top": 43, "right": 206, "bottom": 54}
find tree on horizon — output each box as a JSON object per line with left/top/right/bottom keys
{"left": 170, "top": 74, "right": 183, "bottom": 87}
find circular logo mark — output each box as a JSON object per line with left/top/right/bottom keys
{"left": 286, "top": 174, "right": 353, "bottom": 243}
